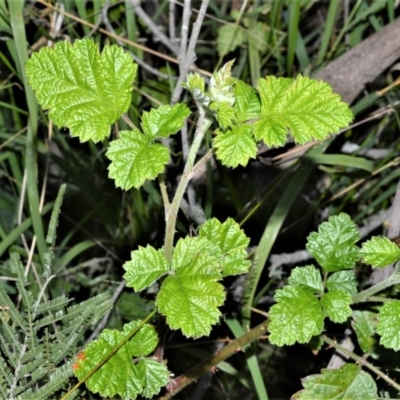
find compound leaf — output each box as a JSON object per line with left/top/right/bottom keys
{"left": 306, "top": 213, "right": 360, "bottom": 272}
{"left": 157, "top": 253, "right": 226, "bottom": 338}
{"left": 234, "top": 80, "right": 261, "bottom": 123}
{"left": 321, "top": 290, "right": 352, "bottom": 323}
{"left": 360, "top": 236, "right": 400, "bottom": 268}
{"left": 123, "top": 246, "right": 169, "bottom": 292}
{"left": 352, "top": 310, "right": 377, "bottom": 353}
{"left": 107, "top": 130, "right": 169, "bottom": 190}
{"left": 253, "top": 75, "right": 353, "bottom": 147}
{"left": 199, "top": 217, "right": 251, "bottom": 276}
{"left": 209, "top": 101, "right": 236, "bottom": 129}
{"left": 292, "top": 364, "right": 377, "bottom": 400}
{"left": 213, "top": 125, "right": 257, "bottom": 167}
{"left": 217, "top": 24, "right": 247, "bottom": 56}
{"left": 25, "top": 39, "right": 136, "bottom": 142}
{"left": 73, "top": 321, "right": 168, "bottom": 399}
{"left": 377, "top": 301, "right": 400, "bottom": 351}
{"left": 288, "top": 265, "right": 323, "bottom": 293}
{"left": 137, "top": 360, "right": 170, "bottom": 398}
{"left": 268, "top": 285, "right": 324, "bottom": 346}
{"left": 141, "top": 103, "right": 190, "bottom": 140}
{"left": 326, "top": 270, "right": 358, "bottom": 295}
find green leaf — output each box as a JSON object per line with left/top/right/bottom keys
{"left": 157, "top": 252, "right": 226, "bottom": 338}
{"left": 209, "top": 60, "right": 236, "bottom": 104}
{"left": 234, "top": 80, "right": 261, "bottom": 123}
{"left": 213, "top": 126, "right": 257, "bottom": 168}
{"left": 74, "top": 321, "right": 169, "bottom": 399}
{"left": 217, "top": 24, "right": 247, "bottom": 56}
{"left": 268, "top": 285, "right": 324, "bottom": 346}
{"left": 292, "top": 364, "right": 377, "bottom": 400}
{"left": 199, "top": 217, "right": 251, "bottom": 276}
{"left": 360, "top": 236, "right": 400, "bottom": 268}
{"left": 377, "top": 301, "right": 400, "bottom": 350}
{"left": 141, "top": 103, "right": 191, "bottom": 140}
{"left": 209, "top": 101, "right": 236, "bottom": 129}
{"left": 253, "top": 75, "right": 353, "bottom": 147}
{"left": 320, "top": 290, "right": 352, "bottom": 323}
{"left": 352, "top": 310, "right": 377, "bottom": 353}
{"left": 326, "top": 270, "right": 358, "bottom": 295}
{"left": 184, "top": 73, "right": 210, "bottom": 106}
{"left": 306, "top": 213, "right": 360, "bottom": 272}
{"left": 106, "top": 130, "right": 169, "bottom": 190}
{"left": 288, "top": 265, "right": 323, "bottom": 293}
{"left": 26, "top": 39, "right": 137, "bottom": 143}
{"left": 123, "top": 245, "right": 169, "bottom": 292}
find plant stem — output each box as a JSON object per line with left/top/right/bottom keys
{"left": 321, "top": 334, "right": 400, "bottom": 392}
{"left": 163, "top": 106, "right": 212, "bottom": 263}
{"left": 160, "top": 319, "right": 269, "bottom": 399}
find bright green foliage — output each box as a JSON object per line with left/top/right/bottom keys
{"left": 106, "top": 130, "right": 169, "bottom": 190}
{"left": 213, "top": 126, "right": 257, "bottom": 167}
{"left": 123, "top": 219, "right": 250, "bottom": 338}
{"left": 209, "top": 101, "right": 236, "bottom": 129}
{"left": 25, "top": 39, "right": 137, "bottom": 142}
{"left": 198, "top": 217, "right": 251, "bottom": 276}
{"left": 268, "top": 285, "right": 324, "bottom": 346}
{"left": 156, "top": 252, "right": 226, "bottom": 338}
{"left": 292, "top": 364, "right": 377, "bottom": 400}
{"left": 253, "top": 75, "right": 353, "bottom": 147}
{"left": 123, "top": 246, "right": 169, "bottom": 292}
{"left": 74, "top": 321, "right": 169, "bottom": 399}
{"left": 183, "top": 72, "right": 210, "bottom": 106}
{"left": 288, "top": 265, "right": 323, "bottom": 292}
{"left": 306, "top": 213, "right": 360, "bottom": 272}
{"left": 320, "top": 291, "right": 352, "bottom": 323}
{"left": 377, "top": 301, "right": 400, "bottom": 351}
{"left": 352, "top": 310, "right": 377, "bottom": 353}
{"left": 326, "top": 270, "right": 358, "bottom": 295}
{"left": 141, "top": 104, "right": 191, "bottom": 139}
{"left": 359, "top": 236, "right": 400, "bottom": 267}
{"left": 233, "top": 80, "right": 261, "bottom": 123}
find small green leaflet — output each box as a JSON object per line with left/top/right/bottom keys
{"left": 217, "top": 24, "right": 246, "bottom": 57}
{"left": 288, "top": 265, "right": 323, "bottom": 293}
{"left": 326, "top": 270, "right": 358, "bottom": 295}
{"left": 123, "top": 246, "right": 169, "bottom": 292}
{"left": 209, "top": 101, "right": 236, "bottom": 129}
{"left": 25, "top": 39, "right": 137, "bottom": 143}
{"left": 208, "top": 60, "right": 235, "bottom": 104}
{"left": 359, "top": 236, "right": 400, "bottom": 268}
{"left": 198, "top": 217, "right": 251, "bottom": 276}
{"left": 253, "top": 75, "right": 353, "bottom": 147}
{"left": 268, "top": 285, "right": 324, "bottom": 346}
{"left": 73, "top": 321, "right": 169, "bottom": 399}
{"left": 292, "top": 364, "right": 377, "bottom": 400}
{"left": 213, "top": 126, "right": 257, "bottom": 168}
{"left": 377, "top": 301, "right": 400, "bottom": 351}
{"left": 320, "top": 290, "right": 352, "bottom": 323}
{"left": 141, "top": 103, "right": 191, "bottom": 140}
{"left": 306, "top": 213, "right": 360, "bottom": 272}
{"left": 233, "top": 80, "right": 261, "bottom": 123}
{"left": 352, "top": 310, "right": 377, "bottom": 353}
{"left": 107, "top": 130, "right": 169, "bottom": 190}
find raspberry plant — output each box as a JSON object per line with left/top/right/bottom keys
{"left": 27, "top": 38, "right": 400, "bottom": 399}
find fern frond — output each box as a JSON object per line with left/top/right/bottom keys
{"left": 35, "top": 295, "right": 71, "bottom": 317}
{"left": 0, "top": 355, "right": 12, "bottom": 388}
{"left": 0, "top": 280, "right": 25, "bottom": 331}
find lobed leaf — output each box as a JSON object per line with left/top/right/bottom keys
{"left": 253, "top": 75, "right": 353, "bottom": 147}
{"left": 25, "top": 39, "right": 136, "bottom": 142}
{"left": 234, "top": 80, "right": 261, "bottom": 123}
{"left": 359, "top": 236, "right": 400, "bottom": 268}
{"left": 326, "top": 270, "right": 358, "bottom": 295}
{"left": 74, "top": 321, "right": 169, "bottom": 399}
{"left": 157, "top": 254, "right": 226, "bottom": 338}
{"left": 320, "top": 290, "right": 352, "bottom": 323}
{"left": 288, "top": 265, "right": 323, "bottom": 293}
{"left": 107, "top": 130, "right": 169, "bottom": 190}
{"left": 306, "top": 213, "right": 360, "bottom": 272}
{"left": 199, "top": 218, "right": 251, "bottom": 276}
{"left": 213, "top": 126, "right": 257, "bottom": 168}
{"left": 141, "top": 103, "right": 190, "bottom": 140}
{"left": 209, "top": 101, "right": 236, "bottom": 129}
{"left": 123, "top": 245, "right": 169, "bottom": 292}
{"left": 292, "top": 364, "right": 377, "bottom": 400}
{"left": 377, "top": 301, "right": 400, "bottom": 351}
{"left": 217, "top": 24, "right": 247, "bottom": 57}
{"left": 268, "top": 285, "right": 324, "bottom": 346}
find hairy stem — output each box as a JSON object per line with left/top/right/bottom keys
{"left": 321, "top": 335, "right": 400, "bottom": 392}
{"left": 160, "top": 319, "right": 269, "bottom": 398}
